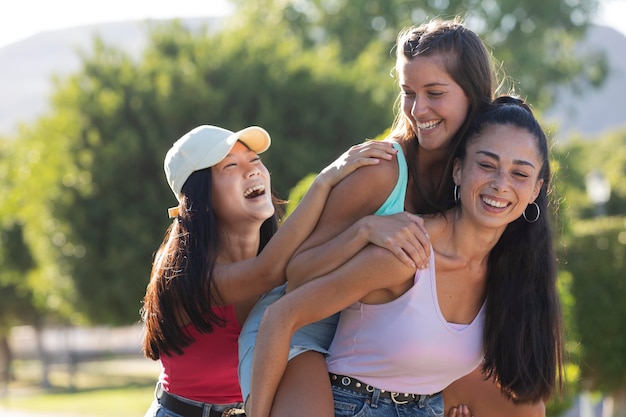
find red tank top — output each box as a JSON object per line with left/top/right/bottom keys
{"left": 159, "top": 305, "right": 243, "bottom": 403}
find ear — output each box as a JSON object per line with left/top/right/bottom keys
{"left": 452, "top": 157, "right": 462, "bottom": 186}
{"left": 530, "top": 178, "right": 544, "bottom": 203}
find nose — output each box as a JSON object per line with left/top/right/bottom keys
{"left": 491, "top": 170, "right": 509, "bottom": 191}
{"left": 412, "top": 95, "right": 428, "bottom": 118}
{"left": 246, "top": 164, "right": 261, "bottom": 178}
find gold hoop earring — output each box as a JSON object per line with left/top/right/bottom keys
{"left": 523, "top": 202, "right": 540, "bottom": 223}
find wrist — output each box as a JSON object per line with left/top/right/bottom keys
{"left": 356, "top": 216, "right": 375, "bottom": 244}
{"left": 311, "top": 173, "right": 334, "bottom": 192}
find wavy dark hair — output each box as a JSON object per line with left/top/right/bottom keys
{"left": 390, "top": 18, "right": 497, "bottom": 213}
{"left": 457, "top": 96, "right": 564, "bottom": 403}
{"left": 141, "top": 167, "right": 281, "bottom": 359}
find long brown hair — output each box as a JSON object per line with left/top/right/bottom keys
{"left": 390, "top": 18, "right": 497, "bottom": 213}
{"left": 459, "top": 97, "right": 564, "bottom": 403}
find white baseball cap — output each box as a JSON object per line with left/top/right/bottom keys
{"left": 164, "top": 125, "right": 271, "bottom": 202}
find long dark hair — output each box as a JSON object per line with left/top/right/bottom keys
{"left": 390, "top": 18, "right": 496, "bottom": 213}
{"left": 141, "top": 167, "right": 281, "bottom": 360}
{"left": 458, "top": 96, "right": 563, "bottom": 403}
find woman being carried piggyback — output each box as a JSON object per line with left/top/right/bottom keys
{"left": 142, "top": 124, "right": 425, "bottom": 417}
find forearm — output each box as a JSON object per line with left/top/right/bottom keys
{"left": 213, "top": 179, "right": 333, "bottom": 305}
{"left": 248, "top": 305, "right": 296, "bottom": 417}
{"left": 248, "top": 246, "right": 414, "bottom": 415}
{"left": 286, "top": 216, "right": 375, "bottom": 289}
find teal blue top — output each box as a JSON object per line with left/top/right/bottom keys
{"left": 374, "top": 142, "right": 408, "bottom": 216}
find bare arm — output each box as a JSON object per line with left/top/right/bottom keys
{"left": 444, "top": 368, "right": 546, "bottom": 417}
{"left": 213, "top": 141, "right": 398, "bottom": 305}
{"left": 286, "top": 212, "right": 430, "bottom": 289}
{"left": 285, "top": 144, "right": 430, "bottom": 289}
{"left": 249, "top": 245, "right": 415, "bottom": 417}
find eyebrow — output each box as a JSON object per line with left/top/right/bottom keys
{"left": 477, "top": 150, "right": 536, "bottom": 169}
{"left": 400, "top": 82, "right": 449, "bottom": 89}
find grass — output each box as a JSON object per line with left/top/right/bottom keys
{"left": 0, "top": 357, "right": 161, "bottom": 416}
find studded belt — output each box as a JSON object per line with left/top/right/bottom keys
{"left": 329, "top": 373, "right": 424, "bottom": 404}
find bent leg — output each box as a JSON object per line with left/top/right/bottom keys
{"left": 270, "top": 351, "right": 334, "bottom": 417}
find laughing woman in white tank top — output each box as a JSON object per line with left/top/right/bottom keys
{"left": 247, "top": 98, "right": 563, "bottom": 417}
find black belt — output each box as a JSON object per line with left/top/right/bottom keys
{"left": 157, "top": 388, "right": 245, "bottom": 417}
{"left": 330, "top": 373, "right": 429, "bottom": 404}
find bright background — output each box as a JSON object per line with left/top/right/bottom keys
{"left": 0, "top": 0, "right": 624, "bottom": 49}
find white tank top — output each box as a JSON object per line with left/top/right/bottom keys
{"left": 325, "top": 247, "right": 485, "bottom": 394}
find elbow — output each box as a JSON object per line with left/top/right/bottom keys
{"left": 259, "top": 257, "right": 287, "bottom": 290}
{"left": 284, "top": 255, "right": 298, "bottom": 282}
{"left": 259, "top": 299, "right": 298, "bottom": 339}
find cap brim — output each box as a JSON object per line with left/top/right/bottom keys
{"left": 230, "top": 126, "right": 271, "bottom": 154}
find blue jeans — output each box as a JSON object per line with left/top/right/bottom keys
{"left": 332, "top": 385, "right": 444, "bottom": 417}
{"left": 238, "top": 283, "right": 339, "bottom": 402}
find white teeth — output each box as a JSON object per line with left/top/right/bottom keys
{"left": 417, "top": 120, "right": 441, "bottom": 130}
{"left": 482, "top": 197, "right": 508, "bottom": 208}
{"left": 244, "top": 184, "right": 265, "bottom": 198}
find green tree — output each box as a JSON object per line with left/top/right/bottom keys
{"left": 231, "top": 0, "right": 607, "bottom": 110}
{"left": 3, "top": 21, "right": 393, "bottom": 325}
{"left": 554, "top": 130, "right": 626, "bottom": 415}
{"left": 563, "top": 217, "right": 626, "bottom": 415}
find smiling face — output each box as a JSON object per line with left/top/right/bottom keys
{"left": 399, "top": 54, "right": 470, "bottom": 152}
{"left": 453, "top": 123, "right": 544, "bottom": 229}
{"left": 210, "top": 141, "right": 274, "bottom": 228}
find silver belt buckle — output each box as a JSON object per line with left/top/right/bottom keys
{"left": 154, "top": 382, "right": 164, "bottom": 399}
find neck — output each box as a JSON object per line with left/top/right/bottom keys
{"left": 427, "top": 208, "right": 506, "bottom": 267}
{"left": 414, "top": 147, "right": 448, "bottom": 197}
{"left": 216, "top": 223, "right": 263, "bottom": 263}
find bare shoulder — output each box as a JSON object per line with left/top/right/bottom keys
{"left": 318, "top": 153, "right": 400, "bottom": 224}
{"left": 297, "top": 154, "right": 401, "bottom": 252}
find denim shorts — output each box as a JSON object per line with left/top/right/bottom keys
{"left": 332, "top": 384, "right": 444, "bottom": 417}
{"left": 238, "top": 283, "right": 339, "bottom": 402}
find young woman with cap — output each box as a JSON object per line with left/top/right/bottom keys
{"left": 141, "top": 124, "right": 428, "bottom": 417}
{"left": 248, "top": 97, "right": 563, "bottom": 417}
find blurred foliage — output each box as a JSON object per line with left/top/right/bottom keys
{"left": 231, "top": 0, "right": 607, "bottom": 110}
{"left": 552, "top": 129, "right": 626, "bottom": 410}
{"left": 0, "top": 1, "right": 623, "bottom": 406}
{"left": 562, "top": 217, "right": 626, "bottom": 392}
{"left": 0, "top": 20, "right": 393, "bottom": 325}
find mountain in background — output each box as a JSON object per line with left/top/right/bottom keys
{"left": 544, "top": 25, "right": 626, "bottom": 138}
{"left": 0, "top": 18, "right": 624, "bottom": 138}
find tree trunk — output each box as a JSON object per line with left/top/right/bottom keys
{"left": 0, "top": 334, "right": 13, "bottom": 396}
{"left": 610, "top": 389, "right": 626, "bottom": 417}
{"left": 33, "top": 318, "right": 51, "bottom": 388}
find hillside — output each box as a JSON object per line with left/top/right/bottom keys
{"left": 544, "top": 25, "right": 626, "bottom": 137}
{"left": 0, "top": 19, "right": 624, "bottom": 137}
{"left": 0, "top": 17, "right": 221, "bottom": 135}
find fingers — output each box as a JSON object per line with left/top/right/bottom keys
{"left": 450, "top": 405, "right": 472, "bottom": 417}
{"left": 390, "top": 247, "right": 416, "bottom": 269}
{"left": 366, "top": 212, "right": 431, "bottom": 270}
{"left": 319, "top": 141, "right": 397, "bottom": 186}
{"left": 389, "top": 213, "right": 430, "bottom": 269}
{"left": 349, "top": 140, "right": 397, "bottom": 161}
